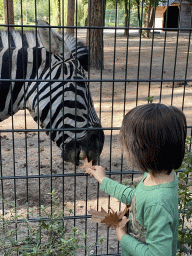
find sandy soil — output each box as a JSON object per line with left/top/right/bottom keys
{"left": 0, "top": 30, "right": 192, "bottom": 255}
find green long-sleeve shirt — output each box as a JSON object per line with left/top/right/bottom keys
{"left": 100, "top": 173, "right": 179, "bottom": 256}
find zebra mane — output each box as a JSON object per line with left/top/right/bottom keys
{"left": 0, "top": 30, "right": 88, "bottom": 71}
{"left": 63, "top": 34, "right": 88, "bottom": 71}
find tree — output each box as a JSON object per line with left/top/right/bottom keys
{"left": 133, "top": 0, "right": 157, "bottom": 38}
{"left": 135, "top": 0, "right": 142, "bottom": 28}
{"left": 124, "top": 0, "right": 129, "bottom": 35}
{"left": 123, "top": 0, "right": 134, "bottom": 35}
{"left": 143, "top": 0, "right": 156, "bottom": 37}
{"left": 4, "top": 0, "right": 14, "bottom": 30}
{"left": 57, "top": 0, "right": 61, "bottom": 30}
{"left": 67, "top": 0, "right": 75, "bottom": 35}
{"left": 86, "top": 0, "right": 105, "bottom": 69}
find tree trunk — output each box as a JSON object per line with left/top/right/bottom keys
{"left": 142, "top": 0, "right": 155, "bottom": 38}
{"left": 143, "top": 0, "right": 151, "bottom": 37}
{"left": 124, "top": 0, "right": 129, "bottom": 36}
{"left": 136, "top": 0, "right": 142, "bottom": 27}
{"left": 149, "top": 7, "right": 155, "bottom": 28}
{"left": 66, "top": 0, "right": 75, "bottom": 35}
{"left": 4, "top": 0, "right": 14, "bottom": 30}
{"left": 57, "top": 0, "right": 61, "bottom": 31}
{"left": 86, "top": 0, "right": 105, "bottom": 69}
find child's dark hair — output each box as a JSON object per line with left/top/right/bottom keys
{"left": 120, "top": 103, "right": 187, "bottom": 175}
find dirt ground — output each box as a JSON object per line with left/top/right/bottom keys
{"left": 0, "top": 30, "right": 192, "bottom": 255}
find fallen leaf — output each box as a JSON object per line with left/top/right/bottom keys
{"left": 89, "top": 207, "right": 108, "bottom": 224}
{"left": 80, "top": 158, "right": 95, "bottom": 176}
{"left": 89, "top": 205, "right": 130, "bottom": 229}
{"left": 101, "top": 211, "right": 120, "bottom": 228}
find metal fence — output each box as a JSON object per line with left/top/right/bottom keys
{"left": 0, "top": 0, "right": 192, "bottom": 255}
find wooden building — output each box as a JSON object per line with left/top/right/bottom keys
{"left": 155, "top": 0, "right": 191, "bottom": 30}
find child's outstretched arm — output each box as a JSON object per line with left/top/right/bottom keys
{"left": 88, "top": 166, "right": 135, "bottom": 205}
{"left": 88, "top": 165, "right": 106, "bottom": 184}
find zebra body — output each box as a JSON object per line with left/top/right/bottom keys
{"left": 0, "top": 20, "right": 104, "bottom": 165}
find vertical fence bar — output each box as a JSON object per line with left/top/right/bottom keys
{"left": 147, "top": 0, "right": 157, "bottom": 101}
{"left": 182, "top": 14, "right": 192, "bottom": 111}
{"left": 136, "top": 0, "right": 144, "bottom": 106}
{"left": 61, "top": 0, "right": 66, "bottom": 240}
{"left": 159, "top": 0, "right": 170, "bottom": 103}
{"left": 171, "top": 0, "right": 181, "bottom": 106}
{"left": 73, "top": 0, "right": 78, "bottom": 231}
{"left": 107, "top": 1, "right": 118, "bottom": 253}
{"left": 48, "top": 0, "right": 54, "bottom": 214}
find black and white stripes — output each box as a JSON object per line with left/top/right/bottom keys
{"left": 0, "top": 20, "right": 104, "bottom": 165}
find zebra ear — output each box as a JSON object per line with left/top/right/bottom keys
{"left": 37, "top": 20, "right": 68, "bottom": 55}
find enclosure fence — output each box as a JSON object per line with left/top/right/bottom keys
{"left": 0, "top": 0, "right": 192, "bottom": 255}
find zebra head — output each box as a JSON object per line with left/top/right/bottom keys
{"left": 0, "top": 20, "right": 104, "bottom": 165}
{"left": 36, "top": 20, "right": 105, "bottom": 165}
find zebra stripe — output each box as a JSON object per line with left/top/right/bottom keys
{"left": 0, "top": 23, "right": 104, "bottom": 164}
{"left": 0, "top": 30, "right": 43, "bottom": 49}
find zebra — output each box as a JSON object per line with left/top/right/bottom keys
{"left": 0, "top": 20, "right": 104, "bottom": 165}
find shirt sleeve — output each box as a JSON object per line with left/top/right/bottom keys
{"left": 100, "top": 177, "right": 135, "bottom": 205}
{"left": 120, "top": 204, "right": 174, "bottom": 256}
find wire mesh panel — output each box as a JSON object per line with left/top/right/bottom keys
{"left": 0, "top": 0, "right": 192, "bottom": 255}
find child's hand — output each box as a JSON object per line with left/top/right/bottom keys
{"left": 87, "top": 165, "right": 106, "bottom": 184}
{"left": 115, "top": 217, "right": 127, "bottom": 242}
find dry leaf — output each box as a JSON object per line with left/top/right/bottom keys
{"left": 101, "top": 211, "right": 120, "bottom": 228}
{"left": 89, "top": 205, "right": 130, "bottom": 229}
{"left": 89, "top": 207, "right": 108, "bottom": 224}
{"left": 80, "top": 158, "right": 95, "bottom": 176}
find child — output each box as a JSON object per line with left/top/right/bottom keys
{"left": 88, "top": 103, "right": 187, "bottom": 256}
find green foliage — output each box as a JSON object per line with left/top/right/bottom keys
{"left": 146, "top": 96, "right": 154, "bottom": 103}
{"left": 0, "top": 0, "right": 157, "bottom": 29}
{"left": 93, "top": 237, "right": 105, "bottom": 256}
{"left": 0, "top": 0, "right": 4, "bottom": 20}
{"left": 176, "top": 137, "right": 192, "bottom": 255}
{"left": 0, "top": 190, "right": 88, "bottom": 255}
{"left": 1, "top": 0, "right": 87, "bottom": 27}
{"left": 105, "top": 2, "right": 140, "bottom": 28}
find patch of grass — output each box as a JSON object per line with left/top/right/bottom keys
{"left": 0, "top": 190, "right": 89, "bottom": 256}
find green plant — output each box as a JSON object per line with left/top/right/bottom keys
{"left": 176, "top": 136, "right": 192, "bottom": 255}
{"left": 99, "top": 237, "right": 104, "bottom": 255}
{"left": 146, "top": 96, "right": 154, "bottom": 103}
{"left": 0, "top": 190, "right": 88, "bottom": 255}
{"left": 93, "top": 237, "right": 105, "bottom": 256}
